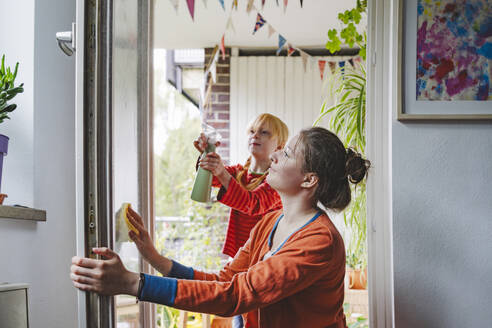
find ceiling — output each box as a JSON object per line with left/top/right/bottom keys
{"left": 153, "top": 0, "right": 358, "bottom": 49}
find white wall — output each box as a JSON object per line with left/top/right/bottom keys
{"left": 0, "top": 0, "right": 78, "bottom": 327}
{"left": 0, "top": 0, "right": 34, "bottom": 206}
{"left": 392, "top": 1, "right": 492, "bottom": 326}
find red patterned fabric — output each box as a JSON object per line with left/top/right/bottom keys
{"left": 212, "top": 164, "right": 282, "bottom": 258}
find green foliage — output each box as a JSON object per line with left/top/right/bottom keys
{"left": 317, "top": 1, "right": 368, "bottom": 271}
{"left": 326, "top": 0, "right": 367, "bottom": 60}
{"left": 0, "top": 55, "right": 24, "bottom": 123}
{"left": 152, "top": 60, "right": 228, "bottom": 326}
{"left": 343, "top": 302, "right": 369, "bottom": 328}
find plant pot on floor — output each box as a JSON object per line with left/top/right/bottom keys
{"left": 0, "top": 134, "right": 9, "bottom": 204}
{"left": 346, "top": 267, "right": 367, "bottom": 290}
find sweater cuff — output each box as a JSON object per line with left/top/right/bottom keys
{"left": 139, "top": 274, "right": 177, "bottom": 306}
{"left": 168, "top": 260, "right": 194, "bottom": 280}
{"left": 217, "top": 177, "right": 241, "bottom": 207}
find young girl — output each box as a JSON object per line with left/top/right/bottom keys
{"left": 195, "top": 113, "right": 289, "bottom": 258}
{"left": 71, "top": 127, "right": 370, "bottom": 328}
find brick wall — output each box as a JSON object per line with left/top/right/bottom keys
{"left": 204, "top": 47, "right": 231, "bottom": 165}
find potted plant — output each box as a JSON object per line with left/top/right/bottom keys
{"left": 315, "top": 0, "right": 368, "bottom": 290}
{"left": 0, "top": 54, "right": 24, "bottom": 202}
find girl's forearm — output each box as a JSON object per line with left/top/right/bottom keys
{"left": 216, "top": 170, "right": 232, "bottom": 189}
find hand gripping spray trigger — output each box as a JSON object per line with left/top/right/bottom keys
{"left": 190, "top": 125, "right": 221, "bottom": 203}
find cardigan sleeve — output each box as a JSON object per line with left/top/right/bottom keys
{"left": 140, "top": 226, "right": 336, "bottom": 317}
{"left": 217, "top": 178, "right": 282, "bottom": 216}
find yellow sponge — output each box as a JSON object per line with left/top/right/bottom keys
{"left": 118, "top": 202, "right": 139, "bottom": 236}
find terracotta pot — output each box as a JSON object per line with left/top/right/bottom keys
{"left": 347, "top": 268, "right": 367, "bottom": 290}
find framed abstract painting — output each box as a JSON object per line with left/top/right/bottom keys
{"left": 398, "top": 0, "right": 492, "bottom": 120}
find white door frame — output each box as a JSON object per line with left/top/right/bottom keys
{"left": 366, "top": 0, "right": 398, "bottom": 327}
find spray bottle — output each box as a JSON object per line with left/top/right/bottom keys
{"left": 190, "top": 124, "right": 221, "bottom": 203}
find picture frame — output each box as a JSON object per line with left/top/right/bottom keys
{"left": 397, "top": 0, "right": 492, "bottom": 121}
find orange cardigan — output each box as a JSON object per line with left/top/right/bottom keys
{"left": 172, "top": 210, "right": 347, "bottom": 328}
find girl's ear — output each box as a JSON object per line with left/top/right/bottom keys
{"left": 300, "top": 173, "right": 318, "bottom": 189}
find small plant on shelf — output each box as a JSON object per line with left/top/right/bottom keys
{"left": 0, "top": 55, "right": 24, "bottom": 123}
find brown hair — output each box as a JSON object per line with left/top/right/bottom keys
{"left": 236, "top": 113, "right": 289, "bottom": 190}
{"left": 297, "top": 127, "right": 370, "bottom": 211}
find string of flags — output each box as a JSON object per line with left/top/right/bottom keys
{"left": 176, "top": 0, "right": 307, "bottom": 16}
{"left": 183, "top": 0, "right": 362, "bottom": 110}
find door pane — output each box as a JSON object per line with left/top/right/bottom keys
{"left": 113, "top": 0, "right": 140, "bottom": 326}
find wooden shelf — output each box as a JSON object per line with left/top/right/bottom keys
{"left": 0, "top": 205, "right": 46, "bottom": 222}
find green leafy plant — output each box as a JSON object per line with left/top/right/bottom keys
{"left": 0, "top": 55, "right": 24, "bottom": 123}
{"left": 316, "top": 2, "right": 368, "bottom": 272}
{"left": 326, "top": 0, "right": 367, "bottom": 60}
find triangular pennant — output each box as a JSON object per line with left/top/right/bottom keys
{"left": 218, "top": 0, "right": 225, "bottom": 10}
{"left": 328, "top": 61, "right": 336, "bottom": 74}
{"left": 276, "top": 0, "right": 280, "bottom": 6}
{"left": 226, "top": 16, "right": 236, "bottom": 34}
{"left": 232, "top": 0, "right": 238, "bottom": 10}
{"left": 205, "top": 45, "right": 219, "bottom": 77}
{"left": 262, "top": 0, "right": 266, "bottom": 9}
{"left": 339, "top": 61, "right": 346, "bottom": 75}
{"left": 247, "top": 0, "right": 255, "bottom": 13}
{"left": 287, "top": 44, "right": 296, "bottom": 56}
{"left": 318, "top": 60, "right": 327, "bottom": 80}
{"left": 168, "top": 0, "right": 179, "bottom": 12}
{"left": 253, "top": 13, "right": 267, "bottom": 34}
{"left": 354, "top": 56, "right": 362, "bottom": 63}
{"left": 348, "top": 58, "right": 354, "bottom": 67}
{"left": 220, "top": 34, "right": 226, "bottom": 61}
{"left": 210, "top": 60, "right": 217, "bottom": 83}
{"left": 268, "top": 24, "right": 276, "bottom": 38}
{"left": 300, "top": 50, "right": 309, "bottom": 72}
{"left": 284, "top": 0, "right": 288, "bottom": 13}
{"left": 186, "top": 0, "right": 195, "bottom": 20}
{"left": 300, "top": 0, "right": 304, "bottom": 7}
{"left": 276, "top": 35, "right": 287, "bottom": 55}
{"left": 202, "top": 0, "right": 208, "bottom": 8}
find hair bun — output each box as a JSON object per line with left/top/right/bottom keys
{"left": 345, "top": 148, "right": 370, "bottom": 184}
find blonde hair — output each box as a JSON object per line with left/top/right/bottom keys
{"left": 236, "top": 113, "right": 289, "bottom": 190}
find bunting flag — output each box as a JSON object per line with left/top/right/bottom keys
{"left": 218, "top": 0, "right": 225, "bottom": 10}
{"left": 168, "top": 0, "right": 179, "bottom": 12}
{"left": 287, "top": 44, "right": 296, "bottom": 56}
{"left": 253, "top": 13, "right": 267, "bottom": 34}
{"left": 300, "top": 0, "right": 304, "bottom": 7}
{"left": 300, "top": 50, "right": 309, "bottom": 72}
{"left": 232, "top": 0, "right": 238, "bottom": 10}
{"left": 354, "top": 57, "right": 362, "bottom": 63}
{"left": 204, "top": 45, "right": 219, "bottom": 78}
{"left": 220, "top": 34, "right": 226, "bottom": 60}
{"left": 186, "top": 0, "right": 195, "bottom": 20}
{"left": 348, "top": 58, "right": 354, "bottom": 67}
{"left": 338, "top": 61, "right": 346, "bottom": 75}
{"left": 210, "top": 60, "right": 217, "bottom": 83}
{"left": 276, "top": 0, "right": 280, "bottom": 6}
{"left": 284, "top": 0, "right": 288, "bottom": 12}
{"left": 202, "top": 0, "right": 208, "bottom": 8}
{"left": 247, "top": 0, "right": 255, "bottom": 13}
{"left": 262, "top": 0, "right": 266, "bottom": 9}
{"left": 318, "top": 60, "right": 327, "bottom": 80}
{"left": 268, "top": 24, "right": 276, "bottom": 38}
{"left": 226, "top": 16, "right": 236, "bottom": 33}
{"left": 276, "top": 35, "right": 287, "bottom": 55}
{"left": 328, "top": 61, "right": 336, "bottom": 74}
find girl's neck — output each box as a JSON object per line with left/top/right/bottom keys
{"left": 249, "top": 156, "right": 271, "bottom": 174}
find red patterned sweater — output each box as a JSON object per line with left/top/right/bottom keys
{"left": 213, "top": 164, "right": 282, "bottom": 258}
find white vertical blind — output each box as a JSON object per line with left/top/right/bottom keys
{"left": 230, "top": 55, "right": 337, "bottom": 164}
